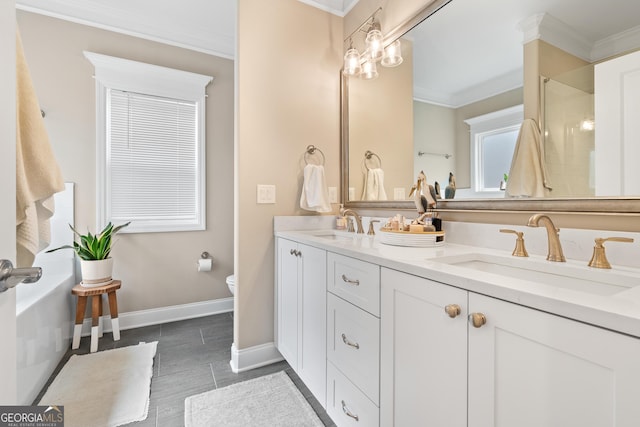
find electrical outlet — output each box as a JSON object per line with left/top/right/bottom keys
{"left": 348, "top": 187, "right": 355, "bottom": 201}
{"left": 328, "top": 187, "right": 338, "bottom": 203}
{"left": 257, "top": 184, "right": 276, "bottom": 204}
{"left": 394, "top": 187, "right": 406, "bottom": 200}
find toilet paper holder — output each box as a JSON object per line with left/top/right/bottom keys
{"left": 201, "top": 251, "right": 210, "bottom": 259}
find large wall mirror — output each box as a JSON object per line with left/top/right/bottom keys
{"left": 341, "top": 0, "right": 640, "bottom": 213}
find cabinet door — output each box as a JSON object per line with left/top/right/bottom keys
{"left": 275, "top": 238, "right": 299, "bottom": 369}
{"left": 380, "top": 268, "right": 468, "bottom": 427}
{"left": 298, "top": 243, "right": 327, "bottom": 408}
{"left": 468, "top": 293, "right": 640, "bottom": 427}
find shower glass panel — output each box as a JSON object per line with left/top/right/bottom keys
{"left": 543, "top": 65, "right": 595, "bottom": 197}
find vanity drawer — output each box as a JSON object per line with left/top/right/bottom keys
{"left": 327, "top": 252, "right": 380, "bottom": 316}
{"left": 327, "top": 361, "right": 379, "bottom": 427}
{"left": 327, "top": 293, "right": 380, "bottom": 404}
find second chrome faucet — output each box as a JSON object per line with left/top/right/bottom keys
{"left": 527, "top": 214, "right": 566, "bottom": 262}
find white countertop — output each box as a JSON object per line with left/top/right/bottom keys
{"left": 275, "top": 228, "right": 640, "bottom": 339}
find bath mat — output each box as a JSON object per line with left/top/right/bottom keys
{"left": 38, "top": 341, "right": 157, "bottom": 427}
{"left": 184, "top": 371, "right": 324, "bottom": 427}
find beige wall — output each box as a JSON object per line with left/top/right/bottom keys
{"left": 17, "top": 11, "right": 235, "bottom": 313}
{"left": 523, "top": 39, "right": 589, "bottom": 121}
{"left": 235, "top": 0, "right": 342, "bottom": 349}
{"left": 413, "top": 101, "right": 456, "bottom": 190}
{"left": 348, "top": 39, "right": 414, "bottom": 200}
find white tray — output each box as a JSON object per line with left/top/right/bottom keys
{"left": 379, "top": 229, "right": 445, "bottom": 248}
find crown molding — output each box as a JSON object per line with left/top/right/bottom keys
{"left": 16, "top": 0, "right": 235, "bottom": 59}
{"left": 518, "top": 13, "right": 592, "bottom": 62}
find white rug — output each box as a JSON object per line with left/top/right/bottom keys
{"left": 38, "top": 341, "right": 158, "bottom": 427}
{"left": 184, "top": 371, "right": 324, "bottom": 427}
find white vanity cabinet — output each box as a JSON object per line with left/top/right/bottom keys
{"left": 326, "top": 252, "right": 381, "bottom": 427}
{"left": 468, "top": 292, "right": 640, "bottom": 427}
{"left": 380, "top": 268, "right": 468, "bottom": 427}
{"left": 275, "top": 238, "right": 327, "bottom": 408}
{"left": 381, "top": 268, "right": 640, "bottom": 427}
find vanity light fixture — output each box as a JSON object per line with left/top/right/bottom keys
{"left": 365, "top": 21, "right": 384, "bottom": 61}
{"left": 381, "top": 39, "right": 403, "bottom": 67}
{"left": 360, "top": 57, "right": 379, "bottom": 80}
{"left": 342, "top": 7, "right": 403, "bottom": 80}
{"left": 343, "top": 39, "right": 362, "bottom": 76}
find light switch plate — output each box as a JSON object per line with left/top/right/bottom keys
{"left": 348, "top": 187, "right": 355, "bottom": 201}
{"left": 257, "top": 184, "right": 276, "bottom": 204}
{"left": 328, "top": 187, "right": 338, "bottom": 203}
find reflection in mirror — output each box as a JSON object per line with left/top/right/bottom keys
{"left": 343, "top": 0, "right": 640, "bottom": 207}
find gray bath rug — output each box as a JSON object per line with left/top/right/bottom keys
{"left": 184, "top": 371, "right": 324, "bottom": 427}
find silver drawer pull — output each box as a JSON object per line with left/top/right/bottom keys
{"left": 341, "top": 333, "right": 360, "bottom": 350}
{"left": 341, "top": 400, "right": 359, "bottom": 421}
{"left": 341, "top": 274, "right": 360, "bottom": 286}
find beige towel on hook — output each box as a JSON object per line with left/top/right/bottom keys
{"left": 361, "top": 168, "right": 388, "bottom": 201}
{"left": 505, "top": 119, "right": 552, "bottom": 198}
{"left": 300, "top": 164, "right": 331, "bottom": 212}
{"left": 16, "top": 28, "right": 65, "bottom": 267}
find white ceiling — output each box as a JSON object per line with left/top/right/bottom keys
{"left": 408, "top": 0, "right": 640, "bottom": 107}
{"left": 15, "top": 0, "right": 640, "bottom": 108}
{"left": 15, "top": 0, "right": 358, "bottom": 59}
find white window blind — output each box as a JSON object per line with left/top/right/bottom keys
{"left": 108, "top": 90, "right": 198, "bottom": 224}
{"left": 84, "top": 51, "right": 213, "bottom": 233}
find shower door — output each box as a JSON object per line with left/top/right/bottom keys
{"left": 0, "top": 0, "right": 18, "bottom": 404}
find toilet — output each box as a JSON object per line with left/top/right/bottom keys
{"left": 226, "top": 274, "right": 235, "bottom": 295}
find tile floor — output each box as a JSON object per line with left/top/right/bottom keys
{"left": 36, "top": 312, "right": 335, "bottom": 427}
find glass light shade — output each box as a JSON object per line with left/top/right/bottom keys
{"left": 343, "top": 47, "right": 361, "bottom": 76}
{"left": 360, "top": 57, "right": 378, "bottom": 80}
{"left": 365, "top": 28, "right": 384, "bottom": 61}
{"left": 381, "top": 39, "right": 403, "bottom": 67}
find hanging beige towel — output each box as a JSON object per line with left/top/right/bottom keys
{"left": 505, "top": 119, "right": 552, "bottom": 198}
{"left": 15, "top": 29, "right": 65, "bottom": 267}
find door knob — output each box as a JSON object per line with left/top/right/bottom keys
{"left": 469, "top": 312, "right": 487, "bottom": 328}
{"left": 444, "top": 304, "right": 461, "bottom": 318}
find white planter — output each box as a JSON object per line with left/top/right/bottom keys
{"left": 80, "top": 258, "right": 114, "bottom": 287}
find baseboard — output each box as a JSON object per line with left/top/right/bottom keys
{"left": 78, "top": 297, "right": 234, "bottom": 335}
{"left": 230, "top": 342, "right": 284, "bottom": 373}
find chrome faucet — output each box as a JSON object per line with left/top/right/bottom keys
{"left": 342, "top": 209, "right": 364, "bottom": 234}
{"left": 0, "top": 259, "right": 42, "bottom": 292}
{"left": 526, "top": 214, "right": 566, "bottom": 262}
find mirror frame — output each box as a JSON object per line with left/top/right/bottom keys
{"left": 340, "top": 0, "right": 640, "bottom": 214}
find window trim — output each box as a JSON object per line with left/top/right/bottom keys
{"left": 464, "top": 105, "right": 523, "bottom": 197}
{"left": 84, "top": 51, "right": 213, "bottom": 233}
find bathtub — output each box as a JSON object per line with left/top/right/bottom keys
{"left": 16, "top": 183, "right": 75, "bottom": 404}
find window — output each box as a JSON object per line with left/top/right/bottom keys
{"left": 465, "top": 105, "right": 523, "bottom": 195}
{"left": 84, "top": 52, "right": 213, "bottom": 233}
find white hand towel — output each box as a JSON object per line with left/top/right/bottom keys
{"left": 361, "top": 168, "right": 388, "bottom": 201}
{"left": 16, "top": 29, "right": 65, "bottom": 267}
{"left": 300, "top": 164, "right": 332, "bottom": 212}
{"left": 505, "top": 119, "right": 552, "bottom": 198}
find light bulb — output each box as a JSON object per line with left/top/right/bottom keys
{"left": 343, "top": 47, "right": 361, "bottom": 76}
{"left": 360, "top": 57, "right": 378, "bottom": 80}
{"left": 365, "top": 24, "right": 384, "bottom": 61}
{"left": 381, "top": 39, "right": 403, "bottom": 67}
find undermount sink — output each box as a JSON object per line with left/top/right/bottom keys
{"left": 434, "top": 253, "right": 640, "bottom": 296}
{"left": 313, "top": 231, "right": 357, "bottom": 241}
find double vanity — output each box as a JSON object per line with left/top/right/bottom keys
{"left": 274, "top": 215, "right": 640, "bottom": 426}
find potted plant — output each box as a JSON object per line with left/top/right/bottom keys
{"left": 47, "top": 221, "right": 130, "bottom": 287}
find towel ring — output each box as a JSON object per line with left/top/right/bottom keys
{"left": 364, "top": 150, "right": 382, "bottom": 170}
{"left": 304, "top": 145, "right": 325, "bottom": 165}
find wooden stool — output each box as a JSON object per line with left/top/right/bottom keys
{"left": 71, "top": 280, "right": 121, "bottom": 353}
